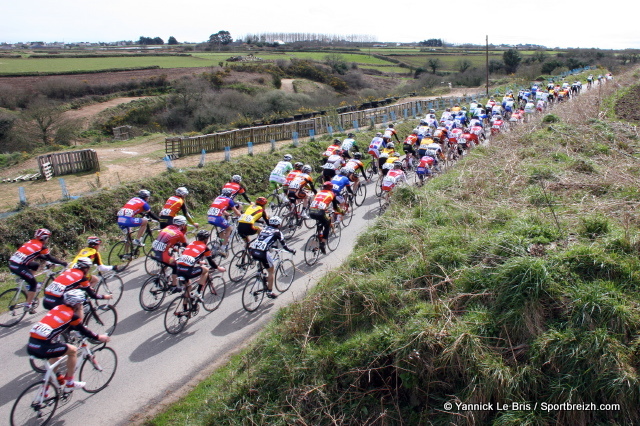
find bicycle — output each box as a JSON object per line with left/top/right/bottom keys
{"left": 207, "top": 215, "right": 243, "bottom": 259}
{"left": 139, "top": 264, "right": 174, "bottom": 311}
{"left": 280, "top": 198, "right": 314, "bottom": 240}
{"left": 337, "top": 190, "right": 355, "bottom": 228}
{"left": 303, "top": 216, "right": 342, "bottom": 266}
{"left": 227, "top": 246, "right": 258, "bottom": 283}
{"left": 93, "top": 270, "right": 124, "bottom": 307}
{"left": 164, "top": 271, "right": 226, "bottom": 334}
{"left": 241, "top": 248, "right": 295, "bottom": 312}
{"left": 265, "top": 185, "right": 289, "bottom": 216}
{"left": 11, "top": 336, "right": 117, "bottom": 426}
{"left": 0, "top": 262, "right": 63, "bottom": 328}
{"left": 108, "top": 215, "right": 159, "bottom": 271}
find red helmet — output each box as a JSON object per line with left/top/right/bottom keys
{"left": 34, "top": 228, "right": 51, "bottom": 240}
{"left": 87, "top": 236, "right": 102, "bottom": 246}
{"left": 256, "top": 197, "right": 268, "bottom": 206}
{"left": 322, "top": 181, "right": 334, "bottom": 190}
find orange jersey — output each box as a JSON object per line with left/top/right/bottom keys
{"left": 310, "top": 190, "right": 335, "bottom": 211}
{"left": 151, "top": 224, "right": 186, "bottom": 254}
{"left": 30, "top": 304, "right": 81, "bottom": 341}
{"left": 160, "top": 195, "right": 185, "bottom": 217}
{"left": 284, "top": 169, "right": 302, "bottom": 186}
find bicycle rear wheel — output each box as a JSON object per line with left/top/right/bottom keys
{"left": 107, "top": 241, "right": 132, "bottom": 271}
{"left": 375, "top": 179, "right": 383, "bottom": 197}
{"left": 84, "top": 305, "right": 117, "bottom": 339}
{"left": 95, "top": 275, "right": 124, "bottom": 307}
{"left": 144, "top": 254, "right": 162, "bottom": 276}
{"left": 242, "top": 276, "right": 265, "bottom": 312}
{"left": 164, "top": 296, "right": 190, "bottom": 334}
{"left": 304, "top": 235, "right": 320, "bottom": 266}
{"left": 10, "top": 380, "right": 59, "bottom": 426}
{"left": 0, "top": 288, "right": 27, "bottom": 327}
{"left": 79, "top": 346, "right": 118, "bottom": 393}
{"left": 201, "top": 275, "right": 226, "bottom": 312}
{"left": 139, "top": 275, "right": 167, "bottom": 311}
{"left": 327, "top": 224, "right": 342, "bottom": 252}
{"left": 354, "top": 183, "right": 367, "bottom": 206}
{"left": 340, "top": 203, "right": 354, "bottom": 228}
{"left": 228, "top": 250, "right": 255, "bottom": 283}
{"left": 280, "top": 214, "right": 298, "bottom": 240}
{"left": 275, "top": 259, "right": 295, "bottom": 293}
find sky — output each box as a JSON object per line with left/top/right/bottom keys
{"left": 2, "top": 0, "right": 639, "bottom": 50}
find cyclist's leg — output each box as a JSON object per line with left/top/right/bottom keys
{"left": 10, "top": 262, "right": 39, "bottom": 305}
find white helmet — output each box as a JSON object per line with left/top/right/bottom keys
{"left": 75, "top": 257, "right": 93, "bottom": 269}
{"left": 173, "top": 215, "right": 187, "bottom": 226}
{"left": 302, "top": 165, "right": 312, "bottom": 173}
{"left": 268, "top": 216, "right": 282, "bottom": 226}
{"left": 175, "top": 187, "right": 189, "bottom": 196}
{"left": 283, "top": 154, "right": 293, "bottom": 161}
{"left": 64, "top": 289, "right": 86, "bottom": 307}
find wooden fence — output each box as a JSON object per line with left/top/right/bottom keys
{"left": 37, "top": 149, "right": 100, "bottom": 180}
{"left": 164, "top": 93, "right": 487, "bottom": 157}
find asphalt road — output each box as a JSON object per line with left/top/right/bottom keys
{"left": 0, "top": 181, "right": 383, "bottom": 425}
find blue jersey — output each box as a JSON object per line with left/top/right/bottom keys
{"left": 330, "top": 175, "right": 351, "bottom": 195}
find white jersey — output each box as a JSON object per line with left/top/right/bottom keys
{"left": 269, "top": 161, "right": 293, "bottom": 184}
{"left": 341, "top": 138, "right": 356, "bottom": 151}
{"left": 524, "top": 102, "right": 536, "bottom": 113}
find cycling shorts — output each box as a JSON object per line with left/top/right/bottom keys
{"left": 238, "top": 222, "right": 260, "bottom": 238}
{"left": 27, "top": 338, "right": 68, "bottom": 359}
{"left": 150, "top": 251, "right": 177, "bottom": 274}
{"left": 43, "top": 296, "right": 62, "bottom": 311}
{"left": 159, "top": 215, "right": 174, "bottom": 229}
{"left": 416, "top": 167, "right": 431, "bottom": 176}
{"left": 403, "top": 144, "right": 416, "bottom": 155}
{"left": 287, "top": 190, "right": 307, "bottom": 202}
{"left": 208, "top": 215, "right": 229, "bottom": 229}
{"left": 9, "top": 261, "right": 39, "bottom": 291}
{"left": 249, "top": 249, "right": 274, "bottom": 269}
{"left": 176, "top": 264, "right": 203, "bottom": 279}
{"left": 117, "top": 216, "right": 144, "bottom": 229}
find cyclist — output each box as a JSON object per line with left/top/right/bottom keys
{"left": 378, "top": 142, "right": 397, "bottom": 175}
{"left": 286, "top": 164, "right": 317, "bottom": 219}
{"left": 330, "top": 168, "right": 354, "bottom": 216}
{"left": 27, "top": 289, "right": 110, "bottom": 393}
{"left": 322, "top": 139, "right": 342, "bottom": 162}
{"left": 345, "top": 152, "right": 367, "bottom": 193}
{"left": 208, "top": 189, "right": 242, "bottom": 257}
{"left": 222, "top": 175, "right": 251, "bottom": 204}
{"left": 237, "top": 196, "right": 270, "bottom": 247}
{"left": 42, "top": 257, "right": 112, "bottom": 314}
{"left": 423, "top": 141, "right": 444, "bottom": 172}
{"left": 269, "top": 154, "right": 294, "bottom": 192}
{"left": 403, "top": 129, "right": 419, "bottom": 168}
{"left": 159, "top": 187, "right": 199, "bottom": 230}
{"left": 150, "top": 215, "right": 188, "bottom": 291}
{"left": 368, "top": 132, "right": 386, "bottom": 166}
{"left": 326, "top": 148, "right": 345, "bottom": 171}
{"left": 340, "top": 133, "right": 360, "bottom": 159}
{"left": 283, "top": 162, "right": 304, "bottom": 191}
{"left": 69, "top": 236, "right": 123, "bottom": 290}
{"left": 248, "top": 216, "right": 296, "bottom": 299}
{"left": 380, "top": 161, "right": 407, "bottom": 203}
{"left": 382, "top": 145, "right": 401, "bottom": 176}
{"left": 117, "top": 190, "right": 161, "bottom": 247}
{"left": 175, "top": 230, "right": 226, "bottom": 301}
{"left": 9, "top": 228, "right": 68, "bottom": 314}
{"left": 383, "top": 123, "right": 400, "bottom": 143}
{"left": 309, "top": 182, "right": 343, "bottom": 255}
{"left": 416, "top": 155, "right": 436, "bottom": 183}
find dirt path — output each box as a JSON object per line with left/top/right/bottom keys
{"left": 64, "top": 97, "right": 148, "bottom": 129}
{"left": 280, "top": 79, "right": 295, "bottom": 93}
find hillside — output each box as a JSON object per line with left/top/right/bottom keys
{"left": 149, "top": 70, "right": 640, "bottom": 425}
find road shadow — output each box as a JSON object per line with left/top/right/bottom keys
{"left": 0, "top": 369, "right": 42, "bottom": 408}
{"left": 116, "top": 304, "right": 166, "bottom": 336}
{"left": 129, "top": 328, "right": 195, "bottom": 363}
{"left": 210, "top": 305, "right": 272, "bottom": 337}
{"left": 0, "top": 318, "right": 34, "bottom": 339}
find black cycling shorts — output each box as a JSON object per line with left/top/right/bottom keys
{"left": 176, "top": 264, "right": 203, "bottom": 280}
{"left": 27, "top": 338, "right": 68, "bottom": 359}
{"left": 250, "top": 249, "right": 273, "bottom": 269}
{"left": 9, "top": 261, "right": 39, "bottom": 291}
{"left": 238, "top": 222, "right": 259, "bottom": 238}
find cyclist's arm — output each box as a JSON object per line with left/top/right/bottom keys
{"left": 83, "top": 282, "right": 108, "bottom": 300}
{"left": 40, "top": 253, "right": 67, "bottom": 267}
{"left": 145, "top": 210, "right": 161, "bottom": 222}
{"left": 69, "top": 317, "right": 100, "bottom": 341}
{"left": 205, "top": 255, "right": 220, "bottom": 269}
{"left": 180, "top": 204, "right": 197, "bottom": 226}
{"left": 276, "top": 232, "right": 295, "bottom": 253}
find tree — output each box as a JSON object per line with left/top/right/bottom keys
{"left": 324, "top": 53, "right": 348, "bottom": 75}
{"left": 456, "top": 59, "right": 472, "bottom": 73}
{"left": 22, "top": 97, "right": 79, "bottom": 146}
{"left": 427, "top": 58, "right": 441, "bottom": 74}
{"left": 503, "top": 49, "right": 522, "bottom": 74}
{"left": 419, "top": 39, "right": 443, "bottom": 47}
{"left": 167, "top": 36, "right": 178, "bottom": 45}
{"left": 209, "top": 31, "right": 233, "bottom": 50}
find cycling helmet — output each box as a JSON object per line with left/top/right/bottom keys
{"left": 340, "top": 167, "right": 350, "bottom": 175}
{"left": 283, "top": 154, "right": 293, "bottom": 161}
{"left": 173, "top": 215, "right": 187, "bottom": 226}
{"left": 221, "top": 188, "right": 234, "bottom": 197}
{"left": 322, "top": 181, "right": 334, "bottom": 190}
{"left": 354, "top": 152, "right": 362, "bottom": 159}
{"left": 388, "top": 123, "right": 394, "bottom": 128}
{"left": 256, "top": 196, "right": 268, "bottom": 206}
{"left": 387, "top": 142, "right": 395, "bottom": 149}
{"left": 294, "top": 161, "right": 303, "bottom": 170}
{"left": 268, "top": 216, "right": 282, "bottom": 227}
{"left": 75, "top": 257, "right": 93, "bottom": 269}
{"left": 64, "top": 289, "right": 86, "bottom": 307}
{"left": 412, "top": 128, "right": 419, "bottom": 134}
{"left": 347, "top": 132, "right": 355, "bottom": 138}
{"left": 196, "top": 230, "right": 210, "bottom": 241}
{"left": 175, "top": 187, "right": 189, "bottom": 197}
{"left": 34, "top": 228, "right": 51, "bottom": 240}
{"left": 445, "top": 108, "right": 451, "bottom": 112}
{"left": 393, "top": 161, "right": 403, "bottom": 169}
{"left": 138, "top": 189, "right": 151, "bottom": 199}
{"left": 302, "top": 165, "right": 312, "bottom": 173}
{"left": 429, "top": 109, "right": 436, "bottom": 113}
{"left": 333, "top": 138, "right": 341, "bottom": 144}
{"left": 87, "top": 236, "right": 102, "bottom": 246}
{"left": 231, "top": 174, "right": 242, "bottom": 183}
{"left": 375, "top": 132, "right": 383, "bottom": 137}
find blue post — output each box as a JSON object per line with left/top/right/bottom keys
{"left": 198, "top": 149, "right": 206, "bottom": 168}
{"left": 18, "top": 187, "right": 27, "bottom": 206}
{"left": 248, "top": 142, "right": 253, "bottom": 156}
{"left": 224, "top": 147, "right": 231, "bottom": 162}
{"left": 163, "top": 155, "right": 174, "bottom": 170}
{"left": 292, "top": 131, "right": 299, "bottom": 147}
{"left": 270, "top": 139, "right": 276, "bottom": 152}
{"left": 58, "top": 178, "right": 70, "bottom": 200}
{"left": 309, "top": 129, "right": 315, "bottom": 141}
{"left": 390, "top": 111, "right": 397, "bottom": 121}
{"left": 327, "top": 125, "right": 333, "bottom": 136}
{"left": 352, "top": 120, "right": 359, "bottom": 132}
{"left": 383, "top": 114, "right": 388, "bottom": 124}
{"left": 370, "top": 117, "right": 375, "bottom": 128}
{"left": 417, "top": 103, "right": 422, "bottom": 114}
{"left": 403, "top": 109, "right": 408, "bottom": 119}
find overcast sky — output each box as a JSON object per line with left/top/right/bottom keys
{"left": 2, "top": 0, "right": 638, "bottom": 50}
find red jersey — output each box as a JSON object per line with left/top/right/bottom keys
{"left": 159, "top": 195, "right": 184, "bottom": 217}
{"left": 44, "top": 269, "right": 90, "bottom": 299}
{"left": 222, "top": 182, "right": 244, "bottom": 198}
{"left": 9, "top": 239, "right": 50, "bottom": 265}
{"left": 310, "top": 190, "right": 335, "bottom": 211}
{"left": 284, "top": 169, "right": 302, "bottom": 186}
{"left": 176, "top": 240, "right": 212, "bottom": 267}
{"left": 117, "top": 197, "right": 149, "bottom": 217}
{"left": 323, "top": 144, "right": 340, "bottom": 157}
{"left": 208, "top": 196, "right": 236, "bottom": 217}
{"left": 151, "top": 224, "right": 186, "bottom": 254}
{"left": 288, "top": 173, "right": 313, "bottom": 191}
{"left": 404, "top": 134, "right": 418, "bottom": 145}
{"left": 29, "top": 304, "right": 82, "bottom": 342}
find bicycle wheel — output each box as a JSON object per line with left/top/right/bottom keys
{"left": 341, "top": 200, "right": 354, "bottom": 227}
{"left": 29, "top": 356, "right": 48, "bottom": 374}
{"left": 107, "top": 241, "right": 131, "bottom": 271}
{"left": 0, "top": 288, "right": 27, "bottom": 327}
{"left": 164, "top": 296, "right": 189, "bottom": 334}
{"left": 266, "top": 192, "right": 284, "bottom": 217}
{"left": 304, "top": 235, "right": 320, "bottom": 266}
{"left": 280, "top": 214, "right": 298, "bottom": 240}
{"left": 229, "top": 229, "right": 244, "bottom": 255}
{"left": 144, "top": 253, "right": 162, "bottom": 276}
{"left": 275, "top": 259, "right": 295, "bottom": 293}
{"left": 375, "top": 179, "right": 383, "bottom": 197}
{"left": 95, "top": 275, "right": 124, "bottom": 307}
{"left": 84, "top": 305, "right": 117, "bottom": 338}
{"left": 10, "top": 380, "right": 59, "bottom": 426}
{"left": 139, "top": 275, "right": 167, "bottom": 311}
{"left": 228, "top": 250, "right": 255, "bottom": 283}
{"left": 242, "top": 275, "right": 265, "bottom": 312}
{"left": 354, "top": 183, "right": 367, "bottom": 206}
{"left": 327, "top": 224, "right": 342, "bottom": 252}
{"left": 141, "top": 228, "right": 157, "bottom": 256}
{"left": 201, "top": 275, "right": 226, "bottom": 312}
{"left": 79, "top": 346, "right": 118, "bottom": 393}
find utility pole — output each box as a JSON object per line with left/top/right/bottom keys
{"left": 486, "top": 35, "right": 489, "bottom": 96}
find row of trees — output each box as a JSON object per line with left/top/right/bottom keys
{"left": 137, "top": 36, "right": 179, "bottom": 45}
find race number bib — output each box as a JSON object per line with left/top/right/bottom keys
{"left": 9, "top": 251, "right": 27, "bottom": 264}
{"left": 117, "top": 208, "right": 135, "bottom": 217}
{"left": 45, "top": 282, "right": 67, "bottom": 297}
{"left": 207, "top": 207, "right": 221, "bottom": 216}
{"left": 152, "top": 240, "right": 167, "bottom": 252}
{"left": 311, "top": 200, "right": 328, "bottom": 210}
{"left": 30, "top": 323, "right": 54, "bottom": 339}
{"left": 160, "top": 208, "right": 173, "bottom": 216}
{"left": 250, "top": 240, "right": 268, "bottom": 251}
{"left": 177, "top": 254, "right": 196, "bottom": 266}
